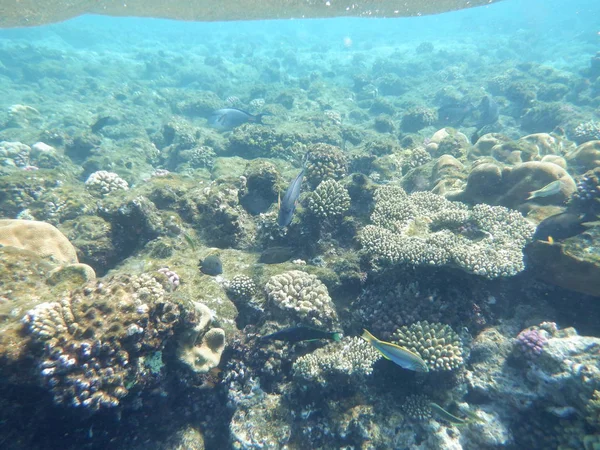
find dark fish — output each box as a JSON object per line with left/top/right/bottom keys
{"left": 259, "top": 246, "right": 295, "bottom": 264}
{"left": 278, "top": 166, "right": 305, "bottom": 228}
{"left": 261, "top": 326, "right": 342, "bottom": 343}
{"left": 208, "top": 108, "right": 267, "bottom": 131}
{"left": 91, "top": 116, "right": 112, "bottom": 133}
{"left": 437, "top": 103, "right": 474, "bottom": 127}
{"left": 476, "top": 95, "right": 499, "bottom": 127}
{"left": 199, "top": 254, "right": 223, "bottom": 276}
{"left": 533, "top": 212, "right": 593, "bottom": 242}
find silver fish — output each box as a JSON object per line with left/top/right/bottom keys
{"left": 209, "top": 108, "right": 266, "bottom": 131}
{"left": 527, "top": 179, "right": 564, "bottom": 200}
{"left": 278, "top": 166, "right": 305, "bottom": 228}
{"left": 361, "top": 329, "right": 429, "bottom": 372}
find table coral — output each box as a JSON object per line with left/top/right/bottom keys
{"left": 359, "top": 185, "right": 535, "bottom": 278}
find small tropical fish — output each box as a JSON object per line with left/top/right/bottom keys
{"left": 437, "top": 103, "right": 474, "bottom": 127}
{"left": 429, "top": 402, "right": 467, "bottom": 425}
{"left": 261, "top": 326, "right": 342, "bottom": 343}
{"left": 278, "top": 165, "right": 306, "bottom": 228}
{"left": 183, "top": 232, "right": 197, "bottom": 251}
{"left": 526, "top": 179, "right": 564, "bottom": 200}
{"left": 360, "top": 329, "right": 429, "bottom": 372}
{"left": 476, "top": 95, "right": 499, "bottom": 127}
{"left": 199, "top": 254, "right": 223, "bottom": 276}
{"left": 209, "top": 108, "right": 267, "bottom": 131}
{"left": 259, "top": 246, "right": 295, "bottom": 264}
{"left": 91, "top": 116, "right": 113, "bottom": 133}
{"left": 533, "top": 211, "right": 599, "bottom": 242}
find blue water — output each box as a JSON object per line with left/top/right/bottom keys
{"left": 1, "top": 0, "right": 600, "bottom": 448}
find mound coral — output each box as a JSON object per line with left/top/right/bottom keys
{"left": 264, "top": 270, "right": 338, "bottom": 328}
{"left": 307, "top": 179, "right": 350, "bottom": 221}
{"left": 225, "top": 275, "right": 257, "bottom": 300}
{"left": 392, "top": 321, "right": 464, "bottom": 371}
{"left": 402, "top": 394, "right": 433, "bottom": 420}
{"left": 305, "top": 143, "right": 347, "bottom": 189}
{"left": 293, "top": 337, "right": 381, "bottom": 385}
{"left": 359, "top": 186, "right": 535, "bottom": 278}
{"left": 85, "top": 170, "right": 129, "bottom": 197}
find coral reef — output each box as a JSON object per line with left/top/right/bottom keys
{"left": 392, "top": 321, "right": 465, "bottom": 371}
{"left": 22, "top": 273, "right": 179, "bottom": 410}
{"left": 264, "top": 270, "right": 338, "bottom": 328}
{"left": 359, "top": 186, "right": 535, "bottom": 278}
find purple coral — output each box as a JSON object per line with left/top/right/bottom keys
{"left": 516, "top": 328, "right": 548, "bottom": 358}
{"left": 157, "top": 267, "right": 180, "bottom": 291}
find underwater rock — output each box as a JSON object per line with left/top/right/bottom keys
{"left": 0, "top": 219, "right": 79, "bottom": 265}
{"left": 176, "top": 302, "right": 225, "bottom": 374}
{"left": 566, "top": 140, "right": 600, "bottom": 173}
{"left": 525, "top": 233, "right": 600, "bottom": 297}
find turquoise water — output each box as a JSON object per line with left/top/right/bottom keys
{"left": 1, "top": 0, "right": 600, "bottom": 448}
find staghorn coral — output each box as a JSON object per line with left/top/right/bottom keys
{"left": 402, "top": 394, "right": 433, "bottom": 420}
{"left": 359, "top": 185, "right": 535, "bottom": 278}
{"left": 22, "top": 273, "right": 180, "bottom": 411}
{"left": 293, "top": 337, "right": 381, "bottom": 385}
{"left": 264, "top": 270, "right": 338, "bottom": 328}
{"left": 392, "top": 321, "right": 464, "bottom": 371}
{"left": 305, "top": 143, "right": 347, "bottom": 189}
{"left": 307, "top": 179, "right": 350, "bottom": 221}
{"left": 85, "top": 170, "right": 129, "bottom": 197}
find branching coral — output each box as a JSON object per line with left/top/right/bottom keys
{"left": 293, "top": 337, "right": 381, "bottom": 385}
{"left": 359, "top": 186, "right": 535, "bottom": 278}
{"left": 307, "top": 179, "right": 350, "bottom": 221}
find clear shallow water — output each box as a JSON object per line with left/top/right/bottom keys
{"left": 1, "top": 0, "right": 600, "bottom": 449}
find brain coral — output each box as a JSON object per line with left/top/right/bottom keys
{"left": 264, "top": 270, "right": 338, "bottom": 327}
{"left": 358, "top": 185, "right": 535, "bottom": 278}
{"left": 392, "top": 321, "right": 464, "bottom": 371}
{"left": 293, "top": 337, "right": 381, "bottom": 385}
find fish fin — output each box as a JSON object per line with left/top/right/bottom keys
{"left": 526, "top": 192, "right": 535, "bottom": 200}
{"left": 547, "top": 236, "right": 554, "bottom": 244}
{"left": 361, "top": 329, "right": 378, "bottom": 343}
{"left": 582, "top": 220, "right": 600, "bottom": 228}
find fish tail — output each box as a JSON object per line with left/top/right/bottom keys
{"left": 361, "top": 329, "right": 378, "bottom": 344}
{"left": 332, "top": 332, "right": 342, "bottom": 342}
{"left": 526, "top": 192, "right": 536, "bottom": 200}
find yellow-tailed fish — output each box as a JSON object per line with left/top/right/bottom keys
{"left": 429, "top": 402, "right": 467, "bottom": 425}
{"left": 361, "top": 329, "right": 428, "bottom": 372}
{"left": 526, "top": 179, "right": 564, "bottom": 200}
